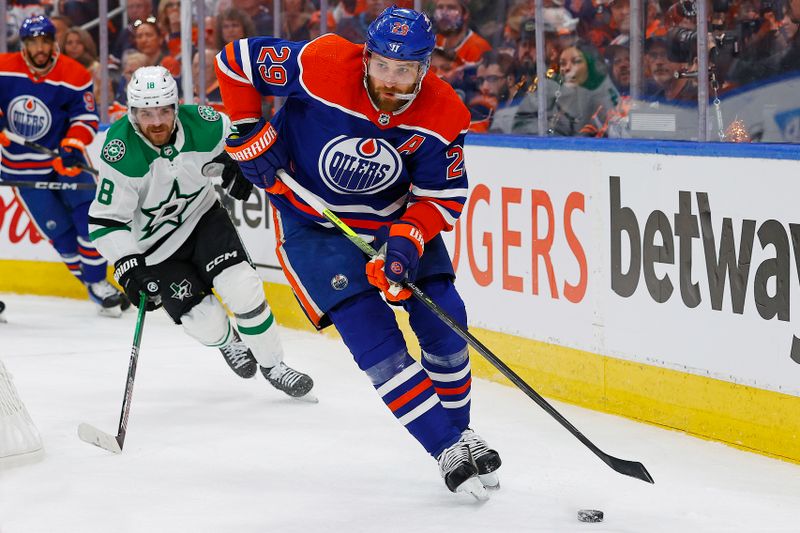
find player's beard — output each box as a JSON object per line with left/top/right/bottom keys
{"left": 367, "top": 78, "right": 415, "bottom": 113}
{"left": 142, "top": 122, "right": 174, "bottom": 146}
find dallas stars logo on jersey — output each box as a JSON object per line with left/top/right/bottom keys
{"left": 140, "top": 180, "right": 202, "bottom": 239}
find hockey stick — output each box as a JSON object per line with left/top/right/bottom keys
{"left": 277, "top": 170, "right": 655, "bottom": 484}
{"left": 0, "top": 179, "right": 96, "bottom": 190}
{"left": 2, "top": 128, "right": 99, "bottom": 176}
{"left": 78, "top": 292, "right": 147, "bottom": 454}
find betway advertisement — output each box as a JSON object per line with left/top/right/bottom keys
{"left": 450, "top": 145, "right": 800, "bottom": 397}
{"left": 2, "top": 138, "right": 799, "bottom": 396}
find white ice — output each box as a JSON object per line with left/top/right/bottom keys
{"left": 1, "top": 293, "right": 799, "bottom": 533}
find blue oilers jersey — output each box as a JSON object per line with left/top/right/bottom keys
{"left": 0, "top": 52, "right": 98, "bottom": 178}
{"left": 215, "top": 33, "right": 470, "bottom": 240}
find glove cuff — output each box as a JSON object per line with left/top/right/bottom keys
{"left": 113, "top": 254, "right": 145, "bottom": 285}
{"left": 390, "top": 222, "right": 424, "bottom": 256}
{"left": 225, "top": 120, "right": 278, "bottom": 162}
{"left": 60, "top": 137, "right": 87, "bottom": 152}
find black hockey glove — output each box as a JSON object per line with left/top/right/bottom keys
{"left": 202, "top": 151, "right": 254, "bottom": 201}
{"left": 113, "top": 254, "right": 162, "bottom": 311}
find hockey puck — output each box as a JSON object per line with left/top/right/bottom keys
{"left": 577, "top": 509, "right": 604, "bottom": 523}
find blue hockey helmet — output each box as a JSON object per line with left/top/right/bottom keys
{"left": 366, "top": 6, "right": 435, "bottom": 64}
{"left": 19, "top": 15, "right": 56, "bottom": 41}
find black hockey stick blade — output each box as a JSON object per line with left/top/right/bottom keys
{"left": 77, "top": 423, "right": 122, "bottom": 454}
{"left": 601, "top": 456, "right": 654, "bottom": 484}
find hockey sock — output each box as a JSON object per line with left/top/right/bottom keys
{"left": 371, "top": 352, "right": 462, "bottom": 458}
{"left": 61, "top": 252, "right": 82, "bottom": 280}
{"left": 214, "top": 262, "right": 284, "bottom": 368}
{"left": 421, "top": 347, "right": 471, "bottom": 432}
{"left": 77, "top": 236, "right": 108, "bottom": 283}
{"left": 235, "top": 300, "right": 283, "bottom": 368}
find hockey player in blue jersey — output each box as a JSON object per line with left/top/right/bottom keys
{"left": 215, "top": 6, "right": 501, "bottom": 498}
{"left": 0, "top": 15, "right": 128, "bottom": 317}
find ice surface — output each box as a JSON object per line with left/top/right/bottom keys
{"left": 1, "top": 293, "right": 799, "bottom": 533}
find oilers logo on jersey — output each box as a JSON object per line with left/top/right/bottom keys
{"left": 319, "top": 136, "right": 401, "bottom": 194}
{"left": 7, "top": 95, "right": 52, "bottom": 141}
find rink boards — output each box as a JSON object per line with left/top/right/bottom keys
{"left": 1, "top": 134, "right": 799, "bottom": 463}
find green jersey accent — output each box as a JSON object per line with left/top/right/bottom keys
{"left": 88, "top": 106, "right": 232, "bottom": 265}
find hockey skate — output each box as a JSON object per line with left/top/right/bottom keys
{"left": 86, "top": 280, "right": 126, "bottom": 318}
{"left": 260, "top": 362, "right": 315, "bottom": 401}
{"left": 437, "top": 435, "right": 489, "bottom": 501}
{"left": 460, "top": 428, "right": 502, "bottom": 489}
{"left": 219, "top": 330, "right": 258, "bottom": 378}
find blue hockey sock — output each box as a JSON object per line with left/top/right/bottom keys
{"left": 372, "top": 353, "right": 461, "bottom": 458}
{"left": 77, "top": 236, "right": 107, "bottom": 283}
{"left": 421, "top": 347, "right": 471, "bottom": 432}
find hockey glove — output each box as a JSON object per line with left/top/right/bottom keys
{"left": 203, "top": 151, "right": 254, "bottom": 201}
{"left": 223, "top": 118, "right": 290, "bottom": 195}
{"left": 365, "top": 222, "right": 424, "bottom": 302}
{"left": 113, "top": 254, "right": 162, "bottom": 311}
{"left": 0, "top": 111, "right": 9, "bottom": 147}
{"left": 53, "top": 138, "right": 90, "bottom": 177}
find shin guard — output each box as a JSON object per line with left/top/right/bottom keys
{"left": 213, "top": 262, "right": 283, "bottom": 368}
{"left": 330, "top": 292, "right": 461, "bottom": 457}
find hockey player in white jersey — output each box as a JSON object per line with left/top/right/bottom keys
{"left": 88, "top": 66, "right": 314, "bottom": 398}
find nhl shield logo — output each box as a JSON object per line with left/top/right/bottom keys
{"left": 7, "top": 95, "right": 52, "bottom": 141}
{"left": 378, "top": 113, "right": 390, "bottom": 126}
{"left": 102, "top": 139, "right": 126, "bottom": 163}
{"left": 331, "top": 274, "right": 348, "bottom": 290}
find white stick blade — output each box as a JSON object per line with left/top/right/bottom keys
{"left": 77, "top": 423, "right": 122, "bottom": 454}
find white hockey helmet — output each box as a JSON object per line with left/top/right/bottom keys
{"left": 126, "top": 66, "right": 179, "bottom": 131}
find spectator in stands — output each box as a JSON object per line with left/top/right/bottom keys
{"left": 115, "top": 52, "right": 149, "bottom": 106}
{"left": 781, "top": 0, "right": 800, "bottom": 72}
{"left": 215, "top": 7, "right": 256, "bottom": 50}
{"left": 513, "top": 41, "right": 620, "bottom": 136}
{"left": 605, "top": 43, "right": 630, "bottom": 95}
{"left": 232, "top": 0, "right": 274, "bottom": 36}
{"left": 608, "top": 0, "right": 631, "bottom": 47}
{"left": 193, "top": 48, "right": 225, "bottom": 110}
{"left": 307, "top": 9, "right": 338, "bottom": 39}
{"left": 56, "top": 1, "right": 97, "bottom": 29}
{"left": 336, "top": 0, "right": 390, "bottom": 44}
{"left": 158, "top": 0, "right": 185, "bottom": 58}
{"left": 727, "top": 4, "right": 789, "bottom": 86}
{"left": 516, "top": 18, "right": 537, "bottom": 80}
{"left": 643, "top": 37, "right": 679, "bottom": 98}
{"left": 467, "top": 51, "right": 518, "bottom": 133}
{"left": 433, "top": 0, "right": 492, "bottom": 68}
{"left": 281, "top": 0, "right": 315, "bottom": 40}
{"left": 132, "top": 17, "right": 169, "bottom": 68}
{"left": 6, "top": 1, "right": 48, "bottom": 52}
{"left": 62, "top": 27, "right": 99, "bottom": 70}
{"left": 111, "top": 0, "right": 152, "bottom": 61}
{"left": 51, "top": 15, "right": 73, "bottom": 50}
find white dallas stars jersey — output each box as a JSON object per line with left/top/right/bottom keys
{"left": 88, "top": 105, "right": 229, "bottom": 264}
